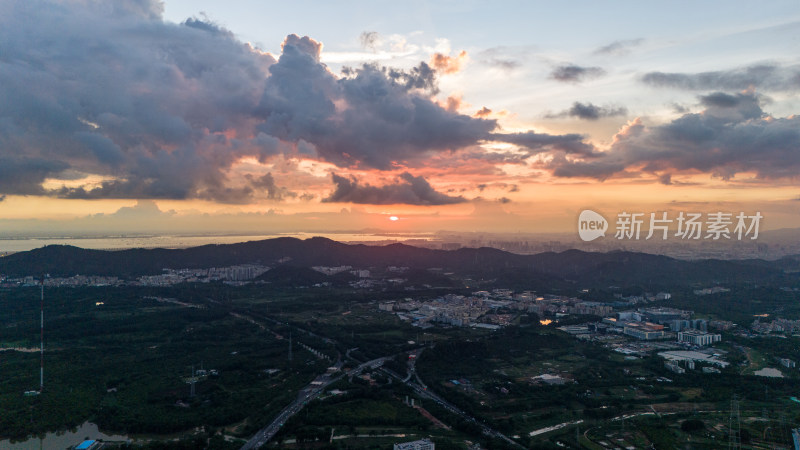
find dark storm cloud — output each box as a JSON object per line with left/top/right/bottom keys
{"left": 182, "top": 15, "right": 232, "bottom": 36}
{"left": 257, "top": 37, "right": 495, "bottom": 169}
{"left": 246, "top": 172, "right": 296, "bottom": 200}
{"left": 547, "top": 102, "right": 628, "bottom": 120}
{"left": 699, "top": 92, "right": 738, "bottom": 108}
{"left": 593, "top": 38, "right": 643, "bottom": 56}
{"left": 386, "top": 62, "right": 439, "bottom": 92}
{"left": 0, "top": 0, "right": 611, "bottom": 205}
{"left": 547, "top": 91, "right": 800, "bottom": 181}
{"left": 0, "top": 0, "right": 505, "bottom": 203}
{"left": 548, "top": 155, "right": 626, "bottom": 181}
{"left": 0, "top": 0, "right": 277, "bottom": 201}
{"left": 0, "top": 158, "right": 69, "bottom": 195}
{"left": 493, "top": 131, "right": 599, "bottom": 157}
{"left": 323, "top": 173, "right": 466, "bottom": 205}
{"left": 642, "top": 64, "right": 800, "bottom": 92}
{"left": 550, "top": 65, "right": 606, "bottom": 83}
{"left": 671, "top": 103, "right": 690, "bottom": 114}
{"left": 75, "top": 132, "right": 126, "bottom": 166}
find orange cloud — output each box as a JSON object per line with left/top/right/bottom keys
{"left": 446, "top": 95, "right": 462, "bottom": 112}
{"left": 430, "top": 50, "right": 468, "bottom": 74}
{"left": 475, "top": 106, "right": 492, "bottom": 118}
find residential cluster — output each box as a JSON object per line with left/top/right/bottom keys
{"left": 751, "top": 317, "right": 800, "bottom": 334}
{"left": 381, "top": 288, "right": 743, "bottom": 378}
{"left": 693, "top": 286, "right": 731, "bottom": 295}
{"left": 383, "top": 290, "right": 618, "bottom": 328}
{"left": 135, "top": 264, "right": 269, "bottom": 286}
{"left": 0, "top": 264, "right": 270, "bottom": 287}
{"left": 1, "top": 275, "right": 122, "bottom": 287}
{"left": 382, "top": 294, "right": 496, "bottom": 328}
{"left": 378, "top": 290, "right": 689, "bottom": 332}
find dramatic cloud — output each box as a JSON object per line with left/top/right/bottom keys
{"left": 257, "top": 35, "right": 498, "bottom": 169}
{"left": 642, "top": 64, "right": 800, "bottom": 92}
{"left": 0, "top": 0, "right": 506, "bottom": 204}
{"left": 323, "top": 173, "right": 466, "bottom": 205}
{"left": 493, "top": 131, "right": 599, "bottom": 157}
{"left": 4, "top": 0, "right": 696, "bottom": 206}
{"left": 550, "top": 65, "right": 606, "bottom": 83}
{"left": 430, "top": 51, "right": 468, "bottom": 74}
{"left": 547, "top": 91, "right": 800, "bottom": 180}
{"left": 547, "top": 102, "right": 628, "bottom": 120}
{"left": 246, "top": 172, "right": 296, "bottom": 201}
{"left": 594, "top": 38, "right": 644, "bottom": 56}
{"left": 547, "top": 155, "right": 626, "bottom": 181}
{"left": 0, "top": 0, "right": 278, "bottom": 202}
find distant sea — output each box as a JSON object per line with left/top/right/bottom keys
{"left": 0, "top": 232, "right": 433, "bottom": 254}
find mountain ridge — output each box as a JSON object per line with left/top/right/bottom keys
{"left": 0, "top": 237, "right": 790, "bottom": 286}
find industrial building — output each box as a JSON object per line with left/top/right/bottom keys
{"left": 394, "top": 438, "right": 435, "bottom": 450}
{"left": 664, "top": 361, "right": 685, "bottom": 374}
{"left": 677, "top": 330, "right": 721, "bottom": 346}
{"left": 623, "top": 322, "right": 665, "bottom": 340}
{"left": 658, "top": 350, "right": 729, "bottom": 368}
{"left": 668, "top": 319, "right": 708, "bottom": 332}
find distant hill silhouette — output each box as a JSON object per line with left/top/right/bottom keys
{"left": 0, "top": 237, "right": 790, "bottom": 286}
{"left": 254, "top": 265, "right": 332, "bottom": 287}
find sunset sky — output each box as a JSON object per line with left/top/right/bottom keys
{"left": 0, "top": 0, "right": 799, "bottom": 236}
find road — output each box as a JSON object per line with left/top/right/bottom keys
{"left": 239, "top": 356, "right": 388, "bottom": 449}
{"left": 236, "top": 310, "right": 522, "bottom": 449}
{"left": 380, "top": 358, "right": 525, "bottom": 449}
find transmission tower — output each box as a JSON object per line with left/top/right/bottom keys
{"left": 288, "top": 332, "right": 293, "bottom": 362}
{"left": 189, "top": 365, "right": 196, "bottom": 397}
{"left": 39, "top": 279, "right": 44, "bottom": 393}
{"left": 728, "top": 395, "right": 741, "bottom": 449}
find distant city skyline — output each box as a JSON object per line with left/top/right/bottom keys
{"left": 1, "top": 0, "right": 799, "bottom": 237}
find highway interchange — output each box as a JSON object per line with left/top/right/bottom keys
{"left": 238, "top": 313, "right": 523, "bottom": 449}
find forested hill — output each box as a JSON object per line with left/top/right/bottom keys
{"left": 0, "top": 236, "right": 794, "bottom": 286}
